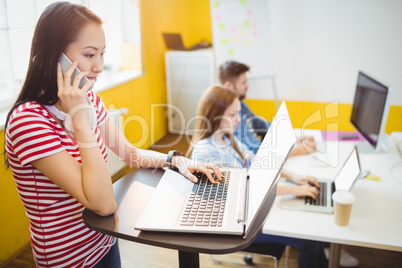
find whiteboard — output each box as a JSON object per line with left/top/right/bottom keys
{"left": 210, "top": 0, "right": 275, "bottom": 78}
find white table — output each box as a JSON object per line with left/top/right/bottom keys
{"left": 262, "top": 133, "right": 402, "bottom": 267}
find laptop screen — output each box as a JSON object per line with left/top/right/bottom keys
{"left": 162, "top": 33, "right": 186, "bottom": 50}
{"left": 334, "top": 148, "right": 361, "bottom": 191}
{"left": 246, "top": 102, "right": 297, "bottom": 232}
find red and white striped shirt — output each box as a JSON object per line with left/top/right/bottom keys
{"left": 5, "top": 90, "right": 114, "bottom": 268}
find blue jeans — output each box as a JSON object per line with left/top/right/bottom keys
{"left": 92, "top": 239, "right": 121, "bottom": 268}
{"left": 254, "top": 233, "right": 328, "bottom": 268}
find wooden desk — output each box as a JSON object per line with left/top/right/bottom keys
{"left": 262, "top": 136, "right": 402, "bottom": 268}
{"left": 83, "top": 168, "right": 277, "bottom": 268}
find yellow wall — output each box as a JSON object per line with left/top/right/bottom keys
{"left": 245, "top": 99, "right": 402, "bottom": 133}
{"left": 99, "top": 0, "right": 213, "bottom": 147}
{"left": 0, "top": 131, "right": 31, "bottom": 264}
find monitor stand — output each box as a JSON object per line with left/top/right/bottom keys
{"left": 356, "top": 139, "right": 389, "bottom": 154}
{"left": 390, "top": 132, "right": 402, "bottom": 183}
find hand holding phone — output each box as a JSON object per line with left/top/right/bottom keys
{"left": 58, "top": 52, "right": 93, "bottom": 91}
{"left": 56, "top": 53, "right": 96, "bottom": 134}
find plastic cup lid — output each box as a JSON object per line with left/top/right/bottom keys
{"left": 332, "top": 190, "right": 355, "bottom": 204}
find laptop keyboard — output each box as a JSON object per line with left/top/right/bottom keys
{"left": 305, "top": 182, "right": 327, "bottom": 206}
{"left": 180, "top": 171, "right": 230, "bottom": 227}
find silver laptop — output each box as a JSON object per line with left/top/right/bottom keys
{"left": 280, "top": 147, "right": 365, "bottom": 214}
{"left": 135, "top": 102, "right": 297, "bottom": 236}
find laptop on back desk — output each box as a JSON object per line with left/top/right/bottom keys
{"left": 163, "top": 33, "right": 192, "bottom": 51}
{"left": 280, "top": 147, "right": 364, "bottom": 214}
{"left": 135, "top": 102, "right": 297, "bottom": 237}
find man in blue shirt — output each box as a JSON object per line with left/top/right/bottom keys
{"left": 218, "top": 60, "right": 316, "bottom": 156}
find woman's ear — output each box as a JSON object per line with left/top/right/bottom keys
{"left": 223, "top": 81, "right": 234, "bottom": 90}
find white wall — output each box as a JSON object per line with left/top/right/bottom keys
{"left": 252, "top": 0, "right": 402, "bottom": 105}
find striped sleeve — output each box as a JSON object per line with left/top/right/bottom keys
{"left": 7, "top": 110, "right": 64, "bottom": 166}
{"left": 87, "top": 90, "right": 108, "bottom": 127}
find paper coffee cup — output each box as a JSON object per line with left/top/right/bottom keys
{"left": 332, "top": 190, "right": 355, "bottom": 226}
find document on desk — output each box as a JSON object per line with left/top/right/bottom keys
{"left": 135, "top": 102, "right": 296, "bottom": 236}
{"left": 294, "top": 129, "right": 356, "bottom": 168}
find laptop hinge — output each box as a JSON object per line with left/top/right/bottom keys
{"left": 244, "top": 174, "right": 250, "bottom": 222}
{"left": 236, "top": 174, "right": 250, "bottom": 224}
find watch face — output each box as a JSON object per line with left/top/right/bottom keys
{"left": 167, "top": 150, "right": 183, "bottom": 171}
{"left": 174, "top": 151, "right": 184, "bottom": 156}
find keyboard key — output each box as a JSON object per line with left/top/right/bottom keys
{"left": 180, "top": 222, "right": 194, "bottom": 226}
{"left": 195, "top": 222, "right": 210, "bottom": 226}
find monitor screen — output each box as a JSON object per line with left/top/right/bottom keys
{"left": 351, "top": 71, "right": 390, "bottom": 148}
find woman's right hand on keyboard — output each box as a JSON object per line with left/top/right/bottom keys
{"left": 172, "top": 156, "right": 222, "bottom": 184}
{"left": 291, "top": 184, "right": 320, "bottom": 199}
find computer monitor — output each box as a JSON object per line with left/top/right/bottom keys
{"left": 350, "top": 71, "right": 393, "bottom": 153}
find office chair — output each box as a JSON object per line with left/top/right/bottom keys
{"left": 243, "top": 243, "right": 289, "bottom": 268}
{"left": 211, "top": 243, "right": 289, "bottom": 268}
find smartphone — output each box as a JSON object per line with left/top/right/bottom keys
{"left": 58, "top": 52, "right": 93, "bottom": 90}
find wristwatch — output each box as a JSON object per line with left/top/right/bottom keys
{"left": 167, "top": 150, "right": 184, "bottom": 171}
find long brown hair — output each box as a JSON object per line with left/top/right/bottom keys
{"left": 186, "top": 86, "right": 245, "bottom": 161}
{"left": 4, "top": 2, "right": 102, "bottom": 166}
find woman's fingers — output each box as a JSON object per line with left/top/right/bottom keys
{"left": 72, "top": 71, "right": 92, "bottom": 91}
{"left": 174, "top": 158, "right": 222, "bottom": 184}
{"left": 63, "top": 60, "right": 78, "bottom": 91}
{"left": 201, "top": 166, "right": 216, "bottom": 184}
{"left": 194, "top": 162, "right": 222, "bottom": 184}
{"left": 181, "top": 169, "right": 198, "bottom": 183}
{"left": 81, "top": 77, "right": 95, "bottom": 92}
{"left": 305, "top": 140, "right": 316, "bottom": 151}
{"left": 295, "top": 184, "right": 319, "bottom": 199}
{"left": 206, "top": 163, "right": 222, "bottom": 180}
{"left": 58, "top": 59, "right": 91, "bottom": 94}
{"left": 56, "top": 63, "right": 64, "bottom": 96}
{"left": 306, "top": 176, "right": 320, "bottom": 188}
{"left": 307, "top": 185, "right": 319, "bottom": 199}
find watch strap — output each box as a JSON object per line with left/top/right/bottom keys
{"left": 167, "top": 150, "right": 184, "bottom": 171}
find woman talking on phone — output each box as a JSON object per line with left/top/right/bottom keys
{"left": 4, "top": 2, "right": 220, "bottom": 267}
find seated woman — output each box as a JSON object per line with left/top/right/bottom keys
{"left": 186, "top": 86, "right": 328, "bottom": 268}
